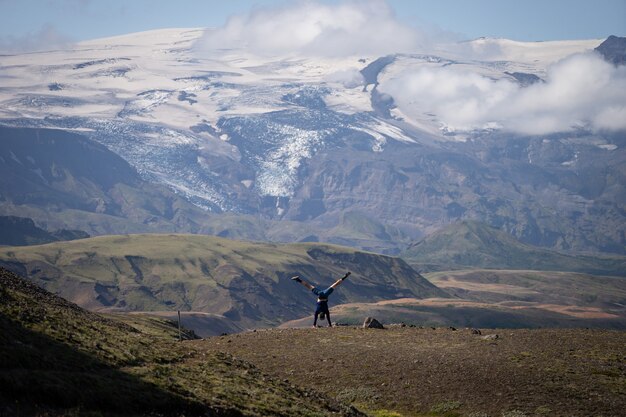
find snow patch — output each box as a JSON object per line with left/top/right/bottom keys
{"left": 255, "top": 126, "right": 324, "bottom": 197}
{"left": 119, "top": 90, "right": 173, "bottom": 117}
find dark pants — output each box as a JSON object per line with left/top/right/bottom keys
{"left": 314, "top": 301, "right": 331, "bottom": 326}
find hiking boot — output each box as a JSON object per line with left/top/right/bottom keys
{"left": 291, "top": 276, "right": 302, "bottom": 282}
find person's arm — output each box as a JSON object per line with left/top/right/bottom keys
{"left": 291, "top": 275, "right": 314, "bottom": 290}
{"left": 329, "top": 272, "right": 351, "bottom": 289}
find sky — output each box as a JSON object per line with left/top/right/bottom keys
{"left": 0, "top": 0, "right": 625, "bottom": 53}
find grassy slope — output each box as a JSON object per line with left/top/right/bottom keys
{"left": 0, "top": 267, "right": 365, "bottom": 417}
{"left": 201, "top": 327, "right": 626, "bottom": 417}
{"left": 0, "top": 234, "right": 445, "bottom": 329}
{"left": 402, "top": 220, "right": 626, "bottom": 276}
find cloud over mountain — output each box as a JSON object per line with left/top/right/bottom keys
{"left": 380, "top": 51, "right": 626, "bottom": 135}
{"left": 324, "top": 68, "right": 365, "bottom": 87}
{"left": 0, "top": 24, "right": 73, "bottom": 53}
{"left": 195, "top": 0, "right": 428, "bottom": 57}
{"left": 193, "top": 0, "right": 625, "bottom": 136}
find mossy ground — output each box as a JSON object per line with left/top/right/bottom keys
{"left": 0, "top": 268, "right": 364, "bottom": 417}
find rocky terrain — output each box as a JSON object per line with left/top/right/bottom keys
{"left": 203, "top": 326, "right": 626, "bottom": 417}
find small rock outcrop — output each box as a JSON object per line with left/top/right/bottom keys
{"left": 363, "top": 317, "right": 384, "bottom": 329}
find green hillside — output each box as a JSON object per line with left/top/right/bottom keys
{"left": 402, "top": 220, "right": 626, "bottom": 275}
{"left": 0, "top": 267, "right": 364, "bottom": 416}
{"left": 0, "top": 234, "right": 446, "bottom": 329}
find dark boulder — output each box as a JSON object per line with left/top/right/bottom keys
{"left": 363, "top": 317, "right": 384, "bottom": 329}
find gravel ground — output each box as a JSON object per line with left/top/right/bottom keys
{"left": 198, "top": 326, "right": 626, "bottom": 417}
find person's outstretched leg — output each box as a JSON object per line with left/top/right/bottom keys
{"left": 291, "top": 275, "right": 314, "bottom": 290}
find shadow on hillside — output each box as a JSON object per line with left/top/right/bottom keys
{"left": 0, "top": 314, "right": 206, "bottom": 417}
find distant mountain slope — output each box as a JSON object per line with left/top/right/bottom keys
{"left": 1, "top": 31, "right": 624, "bottom": 256}
{"left": 0, "top": 267, "right": 365, "bottom": 416}
{"left": 0, "top": 126, "right": 257, "bottom": 238}
{"left": 402, "top": 221, "right": 626, "bottom": 276}
{"left": 0, "top": 234, "right": 446, "bottom": 329}
{"left": 0, "top": 215, "right": 89, "bottom": 246}
{"left": 426, "top": 269, "right": 626, "bottom": 308}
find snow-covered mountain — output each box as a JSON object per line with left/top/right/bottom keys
{"left": 0, "top": 29, "right": 624, "bottom": 255}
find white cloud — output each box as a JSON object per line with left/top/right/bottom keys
{"left": 194, "top": 0, "right": 432, "bottom": 57}
{"left": 0, "top": 24, "right": 73, "bottom": 53}
{"left": 380, "top": 51, "right": 626, "bottom": 135}
{"left": 193, "top": 0, "right": 624, "bottom": 136}
{"left": 324, "top": 68, "right": 364, "bottom": 88}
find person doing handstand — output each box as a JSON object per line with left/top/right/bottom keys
{"left": 291, "top": 272, "right": 351, "bottom": 327}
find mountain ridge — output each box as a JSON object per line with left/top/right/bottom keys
{"left": 402, "top": 220, "right": 626, "bottom": 276}
{"left": 0, "top": 31, "right": 624, "bottom": 256}
{"left": 595, "top": 34, "right": 626, "bottom": 65}
{"left": 0, "top": 215, "right": 89, "bottom": 246}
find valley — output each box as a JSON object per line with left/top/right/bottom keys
{"left": 1, "top": 231, "right": 624, "bottom": 336}
{"left": 0, "top": 233, "right": 445, "bottom": 331}
{"left": 281, "top": 267, "right": 626, "bottom": 330}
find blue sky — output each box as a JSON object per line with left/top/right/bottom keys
{"left": 0, "top": 0, "right": 624, "bottom": 52}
